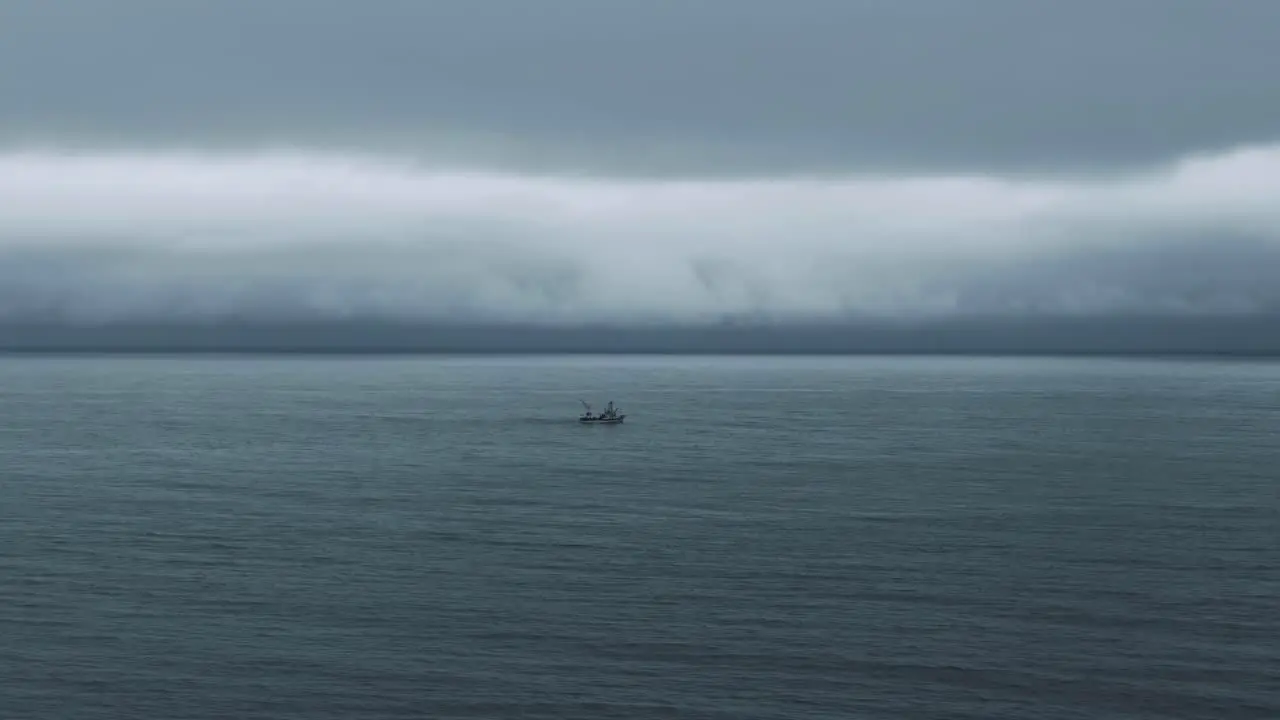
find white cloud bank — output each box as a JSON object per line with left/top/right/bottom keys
{"left": 1, "top": 144, "right": 1279, "bottom": 324}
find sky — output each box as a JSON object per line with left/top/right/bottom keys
{"left": 2, "top": 0, "right": 1280, "bottom": 350}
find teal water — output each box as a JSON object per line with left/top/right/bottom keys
{"left": 1, "top": 355, "right": 1277, "bottom": 719}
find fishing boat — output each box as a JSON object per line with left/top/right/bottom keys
{"left": 579, "top": 400, "right": 626, "bottom": 424}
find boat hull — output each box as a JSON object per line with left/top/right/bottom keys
{"left": 579, "top": 416, "right": 625, "bottom": 424}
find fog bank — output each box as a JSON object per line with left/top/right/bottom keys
{"left": 2, "top": 144, "right": 1279, "bottom": 331}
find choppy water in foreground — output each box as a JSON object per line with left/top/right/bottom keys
{"left": 1, "top": 355, "right": 1277, "bottom": 719}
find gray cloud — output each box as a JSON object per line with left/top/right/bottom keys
{"left": 3, "top": 2, "right": 1280, "bottom": 353}
{"left": 3, "top": 0, "right": 1279, "bottom": 174}
{"left": 2, "top": 145, "right": 1279, "bottom": 329}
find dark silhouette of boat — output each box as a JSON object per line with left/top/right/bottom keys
{"left": 579, "top": 400, "right": 625, "bottom": 424}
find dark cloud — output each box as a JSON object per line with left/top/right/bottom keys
{"left": 2, "top": 0, "right": 1279, "bottom": 173}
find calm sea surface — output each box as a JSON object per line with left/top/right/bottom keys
{"left": 1, "top": 355, "right": 1277, "bottom": 719}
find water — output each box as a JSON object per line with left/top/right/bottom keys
{"left": 1, "top": 355, "right": 1277, "bottom": 719}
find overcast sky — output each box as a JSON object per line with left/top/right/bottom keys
{"left": 5, "top": 0, "right": 1279, "bottom": 174}
{"left": 2, "top": 1, "right": 1279, "bottom": 345}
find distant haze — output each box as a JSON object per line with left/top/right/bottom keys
{"left": 2, "top": 1, "right": 1279, "bottom": 352}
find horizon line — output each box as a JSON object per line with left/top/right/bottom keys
{"left": 3, "top": 348, "right": 1278, "bottom": 359}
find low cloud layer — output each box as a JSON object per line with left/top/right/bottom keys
{"left": 2, "top": 144, "right": 1280, "bottom": 327}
